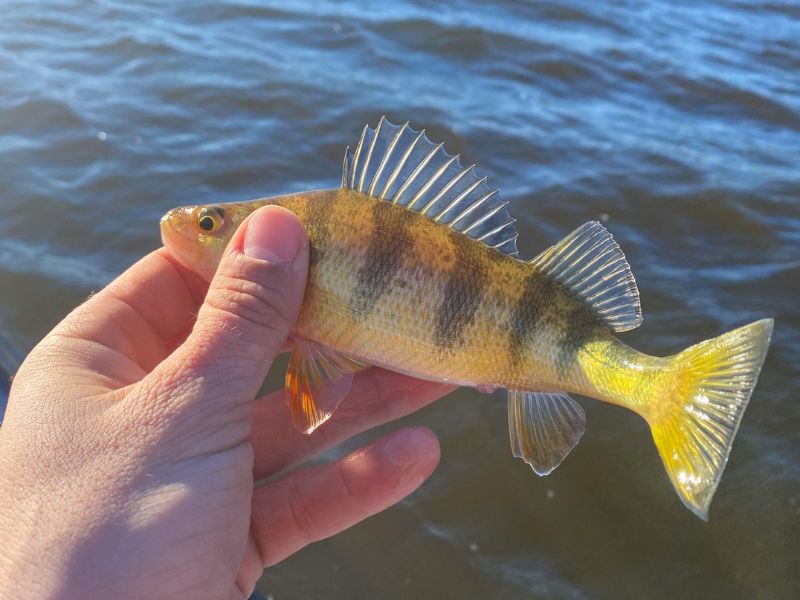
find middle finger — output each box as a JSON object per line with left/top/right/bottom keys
{"left": 249, "top": 367, "right": 454, "bottom": 479}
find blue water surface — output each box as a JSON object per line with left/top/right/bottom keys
{"left": 1, "top": 1, "right": 798, "bottom": 598}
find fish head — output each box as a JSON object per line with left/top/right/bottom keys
{"left": 160, "top": 202, "right": 252, "bottom": 281}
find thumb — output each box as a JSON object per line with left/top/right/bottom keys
{"left": 158, "top": 205, "right": 309, "bottom": 407}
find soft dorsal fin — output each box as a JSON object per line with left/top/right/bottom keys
{"left": 341, "top": 116, "right": 519, "bottom": 256}
{"left": 530, "top": 221, "right": 642, "bottom": 332}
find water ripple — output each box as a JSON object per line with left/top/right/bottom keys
{"left": 0, "top": 1, "right": 798, "bottom": 598}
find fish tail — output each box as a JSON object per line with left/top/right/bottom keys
{"left": 646, "top": 318, "right": 773, "bottom": 520}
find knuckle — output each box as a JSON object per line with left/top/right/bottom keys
{"left": 335, "top": 369, "right": 394, "bottom": 428}
{"left": 335, "top": 459, "right": 358, "bottom": 499}
{"left": 367, "top": 369, "right": 399, "bottom": 422}
{"left": 205, "top": 274, "right": 294, "bottom": 338}
{"left": 287, "top": 476, "right": 325, "bottom": 543}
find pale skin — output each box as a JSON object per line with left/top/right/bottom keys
{"left": 0, "top": 206, "right": 453, "bottom": 599}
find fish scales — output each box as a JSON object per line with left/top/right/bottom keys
{"left": 160, "top": 118, "right": 772, "bottom": 520}
{"left": 281, "top": 189, "right": 604, "bottom": 392}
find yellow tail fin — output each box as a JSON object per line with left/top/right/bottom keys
{"left": 649, "top": 319, "right": 773, "bottom": 520}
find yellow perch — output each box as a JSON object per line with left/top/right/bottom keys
{"left": 161, "top": 118, "right": 772, "bottom": 519}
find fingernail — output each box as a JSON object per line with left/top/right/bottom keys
{"left": 381, "top": 428, "right": 438, "bottom": 469}
{"left": 243, "top": 206, "right": 303, "bottom": 263}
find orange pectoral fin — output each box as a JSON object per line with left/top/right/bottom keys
{"left": 285, "top": 340, "right": 367, "bottom": 434}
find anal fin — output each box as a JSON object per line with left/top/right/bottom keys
{"left": 285, "top": 340, "right": 365, "bottom": 434}
{"left": 507, "top": 391, "right": 586, "bottom": 475}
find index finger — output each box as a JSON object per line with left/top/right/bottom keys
{"left": 55, "top": 248, "right": 208, "bottom": 356}
{"left": 100, "top": 248, "right": 208, "bottom": 344}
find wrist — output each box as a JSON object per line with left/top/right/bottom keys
{"left": 0, "top": 444, "right": 102, "bottom": 599}
{"left": 0, "top": 475, "right": 60, "bottom": 597}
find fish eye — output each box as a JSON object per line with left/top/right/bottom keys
{"left": 197, "top": 207, "right": 224, "bottom": 232}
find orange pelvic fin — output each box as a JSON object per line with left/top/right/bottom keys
{"left": 285, "top": 340, "right": 366, "bottom": 434}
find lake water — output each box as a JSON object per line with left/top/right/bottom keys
{"left": 1, "top": 1, "right": 798, "bottom": 598}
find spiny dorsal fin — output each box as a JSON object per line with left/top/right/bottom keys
{"left": 530, "top": 221, "right": 642, "bottom": 332}
{"left": 342, "top": 116, "right": 519, "bottom": 256}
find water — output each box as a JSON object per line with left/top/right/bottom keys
{"left": 1, "top": 0, "right": 798, "bottom": 597}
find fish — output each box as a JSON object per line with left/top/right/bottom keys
{"left": 160, "top": 117, "right": 773, "bottom": 520}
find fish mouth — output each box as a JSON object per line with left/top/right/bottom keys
{"left": 160, "top": 206, "right": 219, "bottom": 282}
{"left": 160, "top": 208, "right": 182, "bottom": 249}
{"left": 160, "top": 207, "right": 199, "bottom": 269}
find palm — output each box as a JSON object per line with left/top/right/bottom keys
{"left": 3, "top": 247, "right": 449, "bottom": 598}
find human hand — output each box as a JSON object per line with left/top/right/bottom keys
{"left": 0, "top": 206, "right": 452, "bottom": 599}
